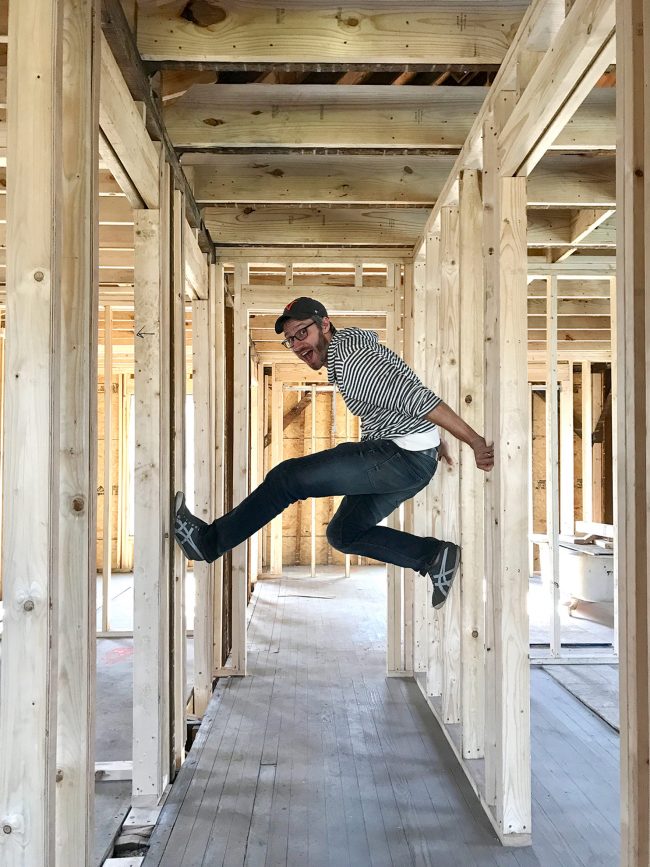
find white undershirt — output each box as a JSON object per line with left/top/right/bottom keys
{"left": 389, "top": 427, "right": 440, "bottom": 452}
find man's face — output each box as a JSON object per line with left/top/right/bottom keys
{"left": 283, "top": 317, "right": 331, "bottom": 369}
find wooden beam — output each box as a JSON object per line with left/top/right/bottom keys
{"left": 137, "top": 4, "right": 528, "bottom": 65}
{"left": 616, "top": 1, "right": 650, "bottom": 862}
{"left": 102, "top": 307, "right": 113, "bottom": 632}
{"left": 55, "top": 1, "right": 100, "bottom": 862}
{"left": 546, "top": 277, "right": 561, "bottom": 656}
{"left": 458, "top": 169, "right": 485, "bottom": 759}
{"left": 498, "top": 0, "right": 616, "bottom": 176}
{"left": 205, "top": 206, "right": 428, "bottom": 246}
{"left": 439, "top": 206, "right": 461, "bottom": 724}
{"left": 100, "top": 0, "right": 214, "bottom": 254}
{"left": 100, "top": 33, "right": 159, "bottom": 208}
{"left": 230, "top": 264, "right": 249, "bottom": 673}
{"left": 269, "top": 375, "right": 283, "bottom": 574}
{"left": 167, "top": 84, "right": 614, "bottom": 153}
{"left": 415, "top": 0, "right": 578, "bottom": 253}
{"left": 183, "top": 219, "right": 208, "bottom": 300}
{"left": 193, "top": 154, "right": 454, "bottom": 205}
{"left": 210, "top": 264, "right": 226, "bottom": 671}
{"left": 192, "top": 297, "right": 214, "bottom": 714}
{"left": 219, "top": 247, "right": 411, "bottom": 263}
{"left": 0, "top": 0, "right": 65, "bottom": 860}
{"left": 132, "top": 191, "right": 172, "bottom": 806}
{"left": 527, "top": 154, "right": 615, "bottom": 207}
{"left": 171, "top": 188, "right": 187, "bottom": 767}
{"left": 424, "top": 229, "right": 444, "bottom": 698}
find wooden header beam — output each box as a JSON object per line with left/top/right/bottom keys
{"left": 137, "top": 4, "right": 528, "bottom": 65}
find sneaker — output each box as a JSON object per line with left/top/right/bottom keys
{"left": 423, "top": 542, "right": 461, "bottom": 609}
{"left": 173, "top": 491, "right": 208, "bottom": 561}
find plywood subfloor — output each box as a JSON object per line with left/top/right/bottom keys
{"left": 144, "top": 566, "right": 620, "bottom": 867}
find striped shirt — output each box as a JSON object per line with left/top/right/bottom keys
{"left": 326, "top": 328, "right": 442, "bottom": 441}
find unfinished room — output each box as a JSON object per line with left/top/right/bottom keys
{"left": 0, "top": 0, "right": 647, "bottom": 866}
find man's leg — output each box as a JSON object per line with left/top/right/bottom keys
{"left": 174, "top": 440, "right": 437, "bottom": 563}
{"left": 325, "top": 487, "right": 439, "bottom": 572}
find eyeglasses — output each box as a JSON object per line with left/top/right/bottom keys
{"left": 281, "top": 320, "right": 316, "bottom": 349}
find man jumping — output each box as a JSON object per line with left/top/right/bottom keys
{"left": 174, "top": 297, "right": 494, "bottom": 608}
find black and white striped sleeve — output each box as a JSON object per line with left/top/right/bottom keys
{"left": 339, "top": 342, "right": 441, "bottom": 419}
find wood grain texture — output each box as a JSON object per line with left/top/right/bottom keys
{"left": 0, "top": 0, "right": 62, "bottom": 862}
{"left": 439, "top": 206, "right": 462, "bottom": 725}
{"left": 138, "top": 3, "right": 527, "bottom": 64}
{"left": 458, "top": 169, "right": 486, "bottom": 759}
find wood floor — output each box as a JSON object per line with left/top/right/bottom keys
{"left": 144, "top": 567, "right": 620, "bottom": 867}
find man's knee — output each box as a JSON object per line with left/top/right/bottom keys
{"left": 265, "top": 458, "right": 306, "bottom": 501}
{"left": 326, "top": 518, "right": 355, "bottom": 554}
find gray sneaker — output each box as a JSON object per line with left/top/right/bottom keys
{"left": 173, "top": 491, "right": 208, "bottom": 561}
{"left": 423, "top": 542, "right": 461, "bottom": 609}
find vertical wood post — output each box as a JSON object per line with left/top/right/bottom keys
{"left": 386, "top": 265, "right": 404, "bottom": 674}
{"left": 402, "top": 262, "right": 415, "bottom": 670}
{"left": 424, "top": 229, "right": 444, "bottom": 697}
{"left": 616, "top": 0, "right": 650, "bottom": 861}
{"left": 581, "top": 360, "right": 593, "bottom": 522}
{"left": 132, "top": 157, "right": 173, "bottom": 806}
{"left": 546, "top": 276, "right": 561, "bottom": 656}
{"left": 171, "top": 189, "right": 187, "bottom": 763}
{"left": 210, "top": 264, "right": 226, "bottom": 671}
{"left": 410, "top": 258, "right": 429, "bottom": 673}
{"left": 56, "top": 0, "right": 100, "bottom": 861}
{"left": 559, "top": 364, "right": 575, "bottom": 536}
{"left": 231, "top": 263, "right": 249, "bottom": 674}
{"left": 439, "top": 206, "right": 461, "bottom": 724}
{"left": 269, "top": 371, "right": 283, "bottom": 575}
{"left": 459, "top": 169, "right": 486, "bottom": 758}
{"left": 102, "top": 306, "right": 113, "bottom": 632}
{"left": 0, "top": 0, "right": 68, "bottom": 861}
{"left": 483, "top": 169, "right": 532, "bottom": 839}
{"left": 193, "top": 288, "right": 214, "bottom": 713}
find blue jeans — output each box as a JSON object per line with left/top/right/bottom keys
{"left": 201, "top": 439, "right": 442, "bottom": 571}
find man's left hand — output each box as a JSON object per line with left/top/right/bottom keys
{"left": 471, "top": 437, "right": 494, "bottom": 471}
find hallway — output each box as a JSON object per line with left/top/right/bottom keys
{"left": 145, "top": 568, "right": 619, "bottom": 867}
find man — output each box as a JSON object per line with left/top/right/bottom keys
{"left": 174, "top": 297, "right": 494, "bottom": 608}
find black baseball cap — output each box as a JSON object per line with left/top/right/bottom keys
{"left": 274, "top": 297, "right": 329, "bottom": 334}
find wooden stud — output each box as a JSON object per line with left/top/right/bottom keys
{"left": 459, "top": 169, "right": 486, "bottom": 758}
{"left": 410, "top": 259, "right": 428, "bottom": 673}
{"left": 54, "top": 0, "right": 100, "bottom": 861}
{"left": 192, "top": 289, "right": 214, "bottom": 713}
{"left": 424, "top": 229, "right": 444, "bottom": 697}
{"left": 616, "top": 0, "right": 649, "bottom": 861}
{"left": 559, "top": 364, "right": 575, "bottom": 536}
{"left": 0, "top": 0, "right": 65, "bottom": 859}
{"left": 402, "top": 262, "right": 415, "bottom": 672}
{"left": 546, "top": 276, "right": 561, "bottom": 657}
{"left": 269, "top": 373, "right": 283, "bottom": 575}
{"left": 581, "top": 361, "right": 593, "bottom": 522}
{"left": 439, "top": 206, "right": 461, "bottom": 724}
{"left": 210, "top": 264, "right": 226, "bottom": 672}
{"left": 487, "top": 175, "right": 532, "bottom": 841}
{"left": 230, "top": 263, "right": 249, "bottom": 675}
{"left": 132, "top": 157, "right": 172, "bottom": 807}
{"left": 171, "top": 189, "right": 187, "bottom": 763}
{"left": 102, "top": 306, "right": 113, "bottom": 633}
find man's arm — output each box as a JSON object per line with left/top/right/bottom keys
{"left": 425, "top": 401, "right": 494, "bottom": 472}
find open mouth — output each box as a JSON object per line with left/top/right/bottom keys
{"left": 299, "top": 348, "right": 314, "bottom": 363}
